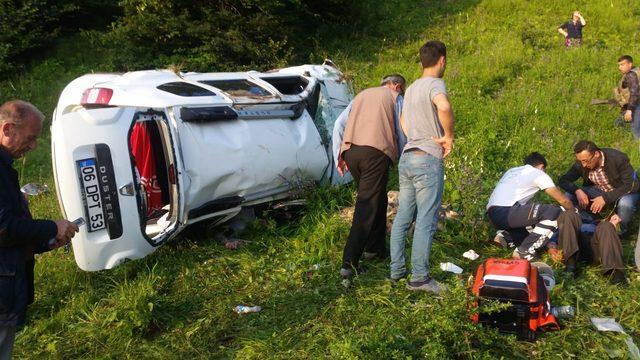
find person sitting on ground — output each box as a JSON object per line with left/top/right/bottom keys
{"left": 558, "top": 11, "right": 586, "bottom": 47}
{"left": 486, "top": 152, "right": 575, "bottom": 261}
{"left": 558, "top": 140, "right": 639, "bottom": 235}
{"left": 613, "top": 55, "right": 640, "bottom": 138}
{"left": 553, "top": 211, "right": 627, "bottom": 285}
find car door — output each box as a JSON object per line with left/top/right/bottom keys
{"left": 51, "top": 105, "right": 181, "bottom": 270}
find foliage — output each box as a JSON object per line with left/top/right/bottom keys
{"left": 95, "top": 0, "right": 353, "bottom": 72}
{"left": 0, "top": 0, "right": 118, "bottom": 77}
{"left": 1, "top": 0, "right": 640, "bottom": 358}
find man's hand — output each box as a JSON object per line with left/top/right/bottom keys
{"left": 53, "top": 220, "right": 79, "bottom": 248}
{"left": 624, "top": 110, "right": 633, "bottom": 122}
{"left": 432, "top": 136, "right": 453, "bottom": 158}
{"left": 548, "top": 248, "right": 563, "bottom": 263}
{"left": 545, "top": 187, "right": 574, "bottom": 210}
{"left": 609, "top": 214, "right": 622, "bottom": 226}
{"left": 590, "top": 196, "right": 606, "bottom": 213}
{"left": 337, "top": 158, "right": 349, "bottom": 177}
{"left": 575, "top": 189, "right": 590, "bottom": 209}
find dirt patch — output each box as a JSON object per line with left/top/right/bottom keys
{"left": 339, "top": 190, "right": 459, "bottom": 233}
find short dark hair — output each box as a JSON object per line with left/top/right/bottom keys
{"left": 573, "top": 140, "right": 600, "bottom": 154}
{"left": 380, "top": 74, "right": 406, "bottom": 87}
{"left": 420, "top": 41, "right": 446, "bottom": 68}
{"left": 618, "top": 55, "right": 633, "bottom": 63}
{"left": 524, "top": 152, "right": 547, "bottom": 168}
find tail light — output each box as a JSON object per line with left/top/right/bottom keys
{"left": 81, "top": 88, "right": 113, "bottom": 106}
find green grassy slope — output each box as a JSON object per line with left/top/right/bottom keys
{"left": 2, "top": 0, "right": 640, "bottom": 358}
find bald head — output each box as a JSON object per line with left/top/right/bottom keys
{"left": 0, "top": 100, "right": 44, "bottom": 158}
{"left": 0, "top": 100, "right": 44, "bottom": 127}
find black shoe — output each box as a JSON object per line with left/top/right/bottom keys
{"left": 565, "top": 255, "right": 577, "bottom": 276}
{"left": 339, "top": 264, "right": 367, "bottom": 279}
{"left": 608, "top": 269, "right": 627, "bottom": 286}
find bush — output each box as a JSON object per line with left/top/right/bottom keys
{"left": 0, "top": 0, "right": 118, "bottom": 77}
{"left": 0, "top": 0, "right": 60, "bottom": 74}
{"left": 97, "top": 0, "right": 354, "bottom": 72}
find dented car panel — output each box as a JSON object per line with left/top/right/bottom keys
{"left": 51, "top": 63, "right": 352, "bottom": 271}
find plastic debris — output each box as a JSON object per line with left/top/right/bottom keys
{"left": 626, "top": 338, "right": 640, "bottom": 360}
{"left": 440, "top": 262, "right": 463, "bottom": 274}
{"left": 233, "top": 305, "right": 262, "bottom": 314}
{"left": 20, "top": 183, "right": 49, "bottom": 196}
{"left": 591, "top": 317, "right": 625, "bottom": 333}
{"left": 591, "top": 317, "right": 640, "bottom": 360}
{"left": 551, "top": 306, "right": 575, "bottom": 319}
{"left": 462, "top": 249, "right": 479, "bottom": 260}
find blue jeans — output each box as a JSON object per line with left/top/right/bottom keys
{"left": 389, "top": 151, "right": 444, "bottom": 281}
{"left": 565, "top": 186, "right": 640, "bottom": 234}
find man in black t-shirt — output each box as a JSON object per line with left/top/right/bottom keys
{"left": 558, "top": 11, "right": 586, "bottom": 47}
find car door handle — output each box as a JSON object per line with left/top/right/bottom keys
{"left": 119, "top": 182, "right": 135, "bottom": 196}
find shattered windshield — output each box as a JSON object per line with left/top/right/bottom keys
{"left": 199, "top": 79, "right": 273, "bottom": 98}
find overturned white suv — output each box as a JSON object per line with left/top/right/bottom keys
{"left": 51, "top": 63, "right": 352, "bottom": 271}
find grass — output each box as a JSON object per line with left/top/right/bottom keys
{"left": 2, "top": 0, "right": 640, "bottom": 358}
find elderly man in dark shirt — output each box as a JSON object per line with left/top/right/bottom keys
{"left": 0, "top": 100, "right": 78, "bottom": 358}
{"left": 614, "top": 55, "right": 640, "bottom": 138}
{"left": 558, "top": 140, "right": 639, "bottom": 235}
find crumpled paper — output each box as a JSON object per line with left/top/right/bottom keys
{"left": 462, "top": 249, "right": 479, "bottom": 260}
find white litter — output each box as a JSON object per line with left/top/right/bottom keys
{"left": 591, "top": 317, "right": 640, "bottom": 360}
{"left": 462, "top": 250, "right": 479, "bottom": 260}
{"left": 440, "top": 262, "right": 463, "bottom": 274}
{"left": 591, "top": 317, "right": 625, "bottom": 333}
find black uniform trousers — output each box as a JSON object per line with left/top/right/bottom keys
{"left": 487, "top": 203, "right": 561, "bottom": 260}
{"left": 341, "top": 145, "right": 391, "bottom": 269}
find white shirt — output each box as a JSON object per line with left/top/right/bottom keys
{"left": 486, "top": 165, "right": 556, "bottom": 209}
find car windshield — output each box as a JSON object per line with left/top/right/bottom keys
{"left": 198, "top": 79, "right": 273, "bottom": 98}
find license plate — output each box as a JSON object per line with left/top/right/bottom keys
{"left": 78, "top": 158, "right": 106, "bottom": 232}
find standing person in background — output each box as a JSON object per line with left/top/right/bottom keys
{"left": 558, "top": 11, "right": 586, "bottom": 47}
{"left": 614, "top": 55, "right": 640, "bottom": 138}
{"left": 0, "top": 100, "right": 78, "bottom": 359}
{"left": 333, "top": 75, "right": 406, "bottom": 281}
{"left": 388, "top": 40, "right": 454, "bottom": 293}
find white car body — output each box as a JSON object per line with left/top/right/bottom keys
{"left": 51, "top": 63, "right": 352, "bottom": 271}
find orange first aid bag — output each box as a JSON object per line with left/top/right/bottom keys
{"left": 471, "top": 258, "right": 559, "bottom": 340}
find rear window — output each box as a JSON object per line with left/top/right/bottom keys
{"left": 259, "top": 76, "right": 309, "bottom": 95}
{"left": 199, "top": 80, "right": 272, "bottom": 97}
{"left": 157, "top": 82, "right": 215, "bottom": 97}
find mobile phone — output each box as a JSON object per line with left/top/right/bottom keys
{"left": 73, "top": 217, "right": 86, "bottom": 227}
